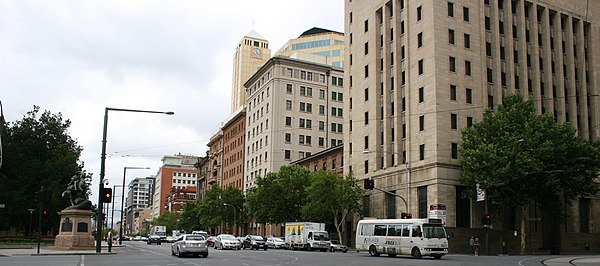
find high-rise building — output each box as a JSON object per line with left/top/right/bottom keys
{"left": 231, "top": 30, "right": 271, "bottom": 113}
{"left": 243, "top": 56, "right": 345, "bottom": 193}
{"left": 276, "top": 27, "right": 345, "bottom": 67}
{"left": 345, "top": 0, "right": 599, "bottom": 253}
{"left": 125, "top": 177, "right": 154, "bottom": 235}
{"left": 221, "top": 108, "right": 246, "bottom": 190}
{"left": 151, "top": 155, "right": 199, "bottom": 218}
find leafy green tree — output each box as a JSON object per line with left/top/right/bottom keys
{"left": 0, "top": 106, "right": 84, "bottom": 235}
{"left": 151, "top": 211, "right": 180, "bottom": 233}
{"left": 460, "top": 93, "right": 600, "bottom": 254}
{"left": 221, "top": 186, "right": 244, "bottom": 231}
{"left": 302, "top": 171, "right": 363, "bottom": 244}
{"left": 246, "top": 165, "right": 311, "bottom": 225}
{"left": 196, "top": 184, "right": 225, "bottom": 232}
{"left": 178, "top": 201, "right": 200, "bottom": 233}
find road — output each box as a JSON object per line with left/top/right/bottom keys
{"left": 0, "top": 241, "right": 595, "bottom": 266}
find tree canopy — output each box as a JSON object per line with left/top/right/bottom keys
{"left": 460, "top": 93, "right": 600, "bottom": 253}
{"left": 0, "top": 106, "right": 84, "bottom": 235}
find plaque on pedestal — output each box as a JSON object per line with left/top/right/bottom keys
{"left": 53, "top": 209, "right": 95, "bottom": 250}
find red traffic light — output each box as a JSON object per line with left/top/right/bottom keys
{"left": 406, "top": 213, "right": 413, "bottom": 219}
{"left": 43, "top": 210, "right": 47, "bottom": 215}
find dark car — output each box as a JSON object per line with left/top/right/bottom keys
{"left": 147, "top": 234, "right": 162, "bottom": 245}
{"left": 242, "top": 235, "right": 267, "bottom": 250}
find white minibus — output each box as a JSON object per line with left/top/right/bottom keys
{"left": 355, "top": 218, "right": 448, "bottom": 259}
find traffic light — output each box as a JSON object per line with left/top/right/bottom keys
{"left": 406, "top": 213, "right": 413, "bottom": 219}
{"left": 101, "top": 188, "right": 113, "bottom": 203}
{"left": 482, "top": 214, "right": 492, "bottom": 226}
{"left": 401, "top": 212, "right": 413, "bottom": 219}
{"left": 363, "top": 178, "right": 375, "bottom": 189}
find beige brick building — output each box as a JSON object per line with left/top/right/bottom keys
{"left": 244, "top": 56, "right": 345, "bottom": 194}
{"left": 345, "top": 0, "right": 599, "bottom": 254}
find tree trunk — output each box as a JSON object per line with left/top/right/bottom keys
{"left": 519, "top": 205, "right": 527, "bottom": 255}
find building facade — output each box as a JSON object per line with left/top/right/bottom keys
{"left": 222, "top": 108, "right": 246, "bottom": 190}
{"left": 293, "top": 144, "right": 344, "bottom": 175}
{"left": 244, "top": 56, "right": 345, "bottom": 194}
{"left": 276, "top": 27, "right": 346, "bottom": 68}
{"left": 125, "top": 177, "right": 154, "bottom": 235}
{"left": 231, "top": 30, "right": 271, "bottom": 113}
{"left": 195, "top": 154, "right": 209, "bottom": 200}
{"left": 345, "top": 0, "right": 599, "bottom": 254}
{"left": 207, "top": 129, "right": 224, "bottom": 187}
{"left": 165, "top": 186, "right": 197, "bottom": 212}
{"left": 151, "top": 155, "right": 199, "bottom": 218}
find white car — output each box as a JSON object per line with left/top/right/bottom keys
{"left": 266, "top": 237, "right": 288, "bottom": 249}
{"left": 214, "top": 234, "right": 241, "bottom": 250}
{"left": 171, "top": 234, "right": 209, "bottom": 258}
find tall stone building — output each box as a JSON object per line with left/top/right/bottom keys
{"left": 125, "top": 177, "right": 154, "bottom": 236}
{"left": 276, "top": 27, "right": 346, "bottom": 68}
{"left": 231, "top": 30, "right": 271, "bottom": 113}
{"left": 244, "top": 56, "right": 345, "bottom": 194}
{"left": 345, "top": 0, "right": 599, "bottom": 254}
{"left": 151, "top": 155, "right": 199, "bottom": 218}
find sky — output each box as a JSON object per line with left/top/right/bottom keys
{"left": 0, "top": 0, "right": 344, "bottom": 209}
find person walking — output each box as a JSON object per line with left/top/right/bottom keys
{"left": 469, "top": 236, "right": 475, "bottom": 254}
{"left": 474, "top": 237, "right": 480, "bottom": 256}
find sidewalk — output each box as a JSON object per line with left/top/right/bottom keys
{"left": 0, "top": 242, "right": 123, "bottom": 256}
{"left": 542, "top": 256, "right": 600, "bottom": 266}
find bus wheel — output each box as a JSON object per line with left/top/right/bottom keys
{"left": 411, "top": 247, "right": 422, "bottom": 259}
{"left": 369, "top": 245, "right": 380, "bottom": 257}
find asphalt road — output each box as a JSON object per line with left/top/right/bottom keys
{"left": 0, "top": 241, "right": 579, "bottom": 266}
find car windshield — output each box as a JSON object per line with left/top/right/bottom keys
{"left": 186, "top": 235, "right": 205, "bottom": 241}
{"left": 331, "top": 240, "right": 340, "bottom": 244}
{"left": 422, "top": 224, "right": 447, "bottom": 239}
{"left": 313, "top": 232, "right": 330, "bottom": 241}
{"left": 221, "top": 235, "right": 236, "bottom": 240}
{"left": 274, "top": 238, "right": 284, "bottom": 242}
{"left": 250, "top": 235, "right": 263, "bottom": 240}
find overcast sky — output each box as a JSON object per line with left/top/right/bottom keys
{"left": 0, "top": 0, "right": 343, "bottom": 208}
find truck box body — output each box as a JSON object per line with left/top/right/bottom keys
{"left": 285, "top": 222, "right": 331, "bottom": 251}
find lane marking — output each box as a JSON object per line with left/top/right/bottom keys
{"left": 80, "top": 255, "right": 85, "bottom": 266}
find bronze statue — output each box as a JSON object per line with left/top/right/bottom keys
{"left": 62, "top": 173, "right": 92, "bottom": 210}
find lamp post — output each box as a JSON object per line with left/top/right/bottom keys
{"left": 27, "top": 208, "right": 35, "bottom": 237}
{"left": 120, "top": 166, "right": 149, "bottom": 245}
{"left": 223, "top": 203, "right": 236, "bottom": 235}
{"left": 96, "top": 107, "right": 173, "bottom": 253}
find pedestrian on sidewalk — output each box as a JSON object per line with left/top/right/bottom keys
{"left": 474, "top": 237, "right": 480, "bottom": 256}
{"left": 469, "top": 236, "right": 474, "bottom": 254}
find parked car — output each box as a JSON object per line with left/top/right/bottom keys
{"left": 133, "top": 236, "right": 141, "bottom": 241}
{"left": 266, "top": 237, "right": 288, "bottom": 249}
{"left": 329, "top": 240, "right": 347, "bottom": 253}
{"left": 214, "top": 234, "right": 241, "bottom": 250}
{"left": 171, "top": 234, "right": 209, "bottom": 258}
{"left": 166, "top": 236, "right": 176, "bottom": 243}
{"left": 242, "top": 235, "right": 267, "bottom": 250}
{"left": 140, "top": 236, "right": 148, "bottom": 242}
{"left": 206, "top": 236, "right": 217, "bottom": 247}
{"left": 147, "top": 234, "right": 162, "bottom": 245}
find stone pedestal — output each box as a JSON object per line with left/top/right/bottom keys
{"left": 53, "top": 209, "right": 95, "bottom": 250}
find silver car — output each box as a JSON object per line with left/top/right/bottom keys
{"left": 266, "top": 237, "right": 288, "bottom": 249}
{"left": 214, "top": 234, "right": 241, "bottom": 250}
{"left": 171, "top": 234, "right": 209, "bottom": 258}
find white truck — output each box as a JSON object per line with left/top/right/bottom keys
{"left": 285, "top": 222, "right": 331, "bottom": 252}
{"left": 151, "top": 225, "right": 167, "bottom": 242}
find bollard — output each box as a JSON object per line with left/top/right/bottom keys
{"left": 501, "top": 241, "right": 508, "bottom": 255}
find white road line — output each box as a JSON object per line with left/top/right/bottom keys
{"left": 79, "top": 255, "right": 85, "bottom": 266}
{"left": 519, "top": 256, "right": 535, "bottom": 266}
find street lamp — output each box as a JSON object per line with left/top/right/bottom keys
{"left": 120, "top": 166, "right": 150, "bottom": 245}
{"left": 223, "top": 203, "right": 236, "bottom": 235}
{"left": 27, "top": 208, "right": 35, "bottom": 237}
{"left": 96, "top": 107, "right": 173, "bottom": 253}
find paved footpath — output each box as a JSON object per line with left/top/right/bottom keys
{"left": 0, "top": 242, "right": 120, "bottom": 256}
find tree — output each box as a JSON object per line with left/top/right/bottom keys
{"left": 302, "top": 171, "right": 363, "bottom": 244}
{"left": 151, "top": 211, "right": 180, "bottom": 233}
{"left": 178, "top": 201, "right": 200, "bottom": 233}
{"left": 196, "top": 184, "right": 225, "bottom": 232}
{"left": 246, "top": 165, "right": 311, "bottom": 225}
{"left": 460, "top": 93, "right": 600, "bottom": 254}
{"left": 0, "top": 106, "right": 84, "bottom": 235}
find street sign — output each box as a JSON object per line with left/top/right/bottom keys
{"left": 476, "top": 183, "right": 486, "bottom": 202}
{"left": 429, "top": 203, "right": 447, "bottom": 225}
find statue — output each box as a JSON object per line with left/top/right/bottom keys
{"left": 62, "top": 173, "right": 92, "bottom": 210}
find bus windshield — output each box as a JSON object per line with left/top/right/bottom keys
{"left": 422, "top": 224, "right": 447, "bottom": 239}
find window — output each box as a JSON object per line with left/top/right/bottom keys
{"left": 456, "top": 186, "right": 471, "bottom": 227}
{"left": 319, "top": 105, "right": 325, "bottom": 115}
{"left": 364, "top": 160, "right": 369, "bottom": 174}
{"left": 419, "top": 87, "right": 424, "bottom": 103}
{"left": 418, "top": 59, "right": 424, "bottom": 75}
{"left": 417, "top": 32, "right": 423, "bottom": 47}
{"left": 364, "top": 65, "right": 369, "bottom": 78}
{"left": 364, "top": 88, "right": 369, "bottom": 101}
{"left": 319, "top": 89, "right": 325, "bottom": 99}
{"left": 580, "top": 198, "right": 591, "bottom": 233}
{"left": 448, "top": 29, "right": 455, "bottom": 44}
{"left": 419, "top": 144, "right": 425, "bottom": 161}
{"left": 419, "top": 115, "right": 425, "bottom": 131}
{"left": 448, "top": 2, "right": 454, "bottom": 17}
{"left": 364, "top": 19, "right": 368, "bottom": 32}
{"left": 467, "top": 116, "right": 473, "bottom": 127}
{"left": 465, "top": 60, "right": 471, "bottom": 76}
{"left": 300, "top": 102, "right": 306, "bottom": 112}
{"left": 285, "top": 133, "right": 291, "bottom": 143}
{"left": 450, "top": 85, "right": 457, "bottom": 101}
{"left": 318, "top": 137, "right": 324, "bottom": 147}
{"left": 364, "top": 42, "right": 368, "bottom": 54}
{"left": 466, "top": 88, "right": 472, "bottom": 104}
{"left": 364, "top": 136, "right": 369, "bottom": 150}
{"left": 285, "top": 116, "right": 292, "bottom": 126}
{"left": 319, "top": 121, "right": 325, "bottom": 131}
{"left": 286, "top": 100, "right": 292, "bottom": 110}
{"left": 463, "top": 7, "right": 469, "bottom": 22}
{"left": 286, "top": 84, "right": 293, "bottom": 94}
{"left": 485, "top": 16, "right": 491, "bottom": 31}
{"left": 449, "top": 57, "right": 456, "bottom": 72}
{"left": 451, "top": 113, "right": 457, "bottom": 129}
{"left": 284, "top": 150, "right": 291, "bottom": 160}
{"left": 299, "top": 135, "right": 305, "bottom": 144}
{"left": 451, "top": 143, "right": 458, "bottom": 159}
{"left": 464, "top": 33, "right": 470, "bottom": 48}
{"left": 364, "top": 111, "right": 369, "bottom": 125}
{"left": 417, "top": 6, "right": 422, "bottom": 21}
{"left": 486, "top": 42, "right": 492, "bottom": 56}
